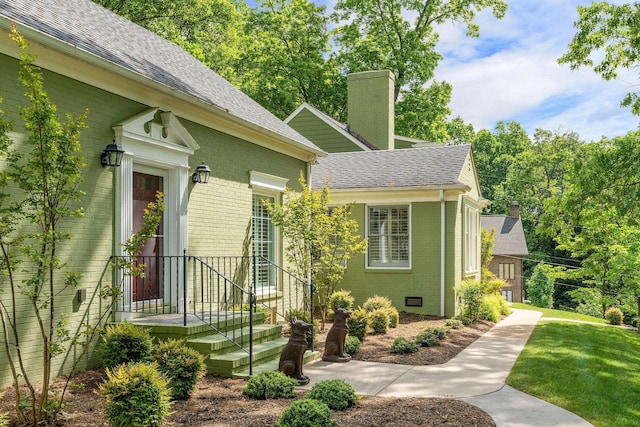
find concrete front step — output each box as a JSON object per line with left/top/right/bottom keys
{"left": 206, "top": 337, "right": 290, "bottom": 376}
{"left": 232, "top": 350, "right": 321, "bottom": 378}
{"left": 187, "top": 323, "right": 283, "bottom": 355}
{"left": 134, "top": 311, "right": 266, "bottom": 340}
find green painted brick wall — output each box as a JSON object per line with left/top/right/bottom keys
{"left": 0, "top": 52, "right": 310, "bottom": 387}
{"left": 287, "top": 108, "right": 365, "bottom": 153}
{"left": 338, "top": 201, "right": 460, "bottom": 317}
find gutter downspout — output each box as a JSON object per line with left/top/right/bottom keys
{"left": 440, "top": 190, "right": 445, "bottom": 317}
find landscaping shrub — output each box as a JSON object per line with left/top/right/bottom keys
{"left": 153, "top": 339, "right": 206, "bottom": 400}
{"left": 415, "top": 328, "right": 440, "bottom": 347}
{"left": 478, "top": 295, "right": 501, "bottom": 322}
{"left": 100, "top": 362, "right": 172, "bottom": 427}
{"left": 243, "top": 370, "right": 298, "bottom": 399}
{"left": 385, "top": 306, "right": 400, "bottom": 328}
{"left": 368, "top": 309, "right": 389, "bottom": 334}
{"left": 344, "top": 336, "right": 361, "bottom": 354}
{"left": 306, "top": 379, "right": 357, "bottom": 410}
{"left": 346, "top": 308, "right": 368, "bottom": 341}
{"left": 329, "top": 290, "right": 355, "bottom": 312}
{"left": 445, "top": 319, "right": 464, "bottom": 330}
{"left": 0, "top": 392, "right": 7, "bottom": 427}
{"left": 623, "top": 312, "right": 638, "bottom": 327}
{"left": 277, "top": 399, "right": 334, "bottom": 427}
{"left": 455, "top": 279, "right": 485, "bottom": 320}
{"left": 99, "top": 321, "right": 153, "bottom": 368}
{"left": 452, "top": 314, "right": 472, "bottom": 326}
{"left": 362, "top": 295, "right": 393, "bottom": 312}
{"left": 390, "top": 337, "right": 419, "bottom": 354}
{"left": 604, "top": 307, "right": 624, "bottom": 325}
{"left": 527, "top": 264, "right": 555, "bottom": 308}
{"left": 433, "top": 325, "right": 450, "bottom": 340}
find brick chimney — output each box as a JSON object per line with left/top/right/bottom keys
{"left": 347, "top": 70, "right": 395, "bottom": 150}
{"left": 510, "top": 202, "right": 520, "bottom": 218}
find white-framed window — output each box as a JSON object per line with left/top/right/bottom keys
{"left": 249, "top": 171, "right": 288, "bottom": 292}
{"left": 367, "top": 205, "right": 410, "bottom": 268}
{"left": 252, "top": 194, "right": 276, "bottom": 289}
{"left": 499, "top": 263, "right": 515, "bottom": 280}
{"left": 501, "top": 289, "right": 513, "bottom": 302}
{"left": 465, "top": 205, "right": 479, "bottom": 272}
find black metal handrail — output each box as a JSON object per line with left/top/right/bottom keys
{"left": 110, "top": 254, "right": 315, "bottom": 371}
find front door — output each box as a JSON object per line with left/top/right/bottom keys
{"left": 132, "top": 172, "right": 164, "bottom": 302}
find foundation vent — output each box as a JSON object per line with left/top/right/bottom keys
{"left": 405, "top": 296, "right": 423, "bottom": 307}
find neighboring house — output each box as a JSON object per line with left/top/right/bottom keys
{"left": 481, "top": 203, "right": 529, "bottom": 302}
{"left": 287, "top": 70, "right": 487, "bottom": 317}
{"left": 0, "top": 0, "right": 324, "bottom": 386}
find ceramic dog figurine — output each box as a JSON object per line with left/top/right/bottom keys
{"left": 279, "top": 316, "right": 313, "bottom": 385}
{"left": 322, "top": 307, "right": 352, "bottom": 362}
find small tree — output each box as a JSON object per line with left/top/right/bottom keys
{"left": 266, "top": 176, "right": 366, "bottom": 329}
{"left": 0, "top": 26, "right": 165, "bottom": 426}
{"left": 527, "top": 264, "right": 555, "bottom": 308}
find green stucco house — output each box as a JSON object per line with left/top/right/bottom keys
{"left": 0, "top": 0, "right": 325, "bottom": 385}
{"left": 287, "top": 70, "right": 487, "bottom": 317}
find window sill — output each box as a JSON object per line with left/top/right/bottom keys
{"left": 365, "top": 268, "right": 412, "bottom": 274}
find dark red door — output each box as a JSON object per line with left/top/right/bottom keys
{"left": 132, "top": 172, "right": 164, "bottom": 302}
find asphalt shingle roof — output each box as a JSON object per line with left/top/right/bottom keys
{"left": 312, "top": 145, "right": 471, "bottom": 190}
{"left": 0, "top": 0, "right": 320, "bottom": 153}
{"left": 481, "top": 215, "right": 529, "bottom": 256}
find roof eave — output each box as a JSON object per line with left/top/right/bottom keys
{"left": 0, "top": 16, "right": 325, "bottom": 161}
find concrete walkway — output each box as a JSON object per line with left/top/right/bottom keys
{"left": 301, "top": 309, "right": 593, "bottom": 427}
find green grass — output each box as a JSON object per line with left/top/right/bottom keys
{"left": 511, "top": 303, "right": 607, "bottom": 324}
{"left": 508, "top": 322, "right": 640, "bottom": 427}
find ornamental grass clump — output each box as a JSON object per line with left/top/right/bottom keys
{"left": 153, "top": 339, "right": 206, "bottom": 400}
{"left": 243, "top": 371, "right": 298, "bottom": 399}
{"left": 277, "top": 399, "right": 334, "bottom": 427}
{"left": 390, "top": 337, "right": 419, "bottom": 354}
{"left": 605, "top": 307, "right": 624, "bottom": 325}
{"left": 306, "top": 379, "right": 357, "bottom": 410}
{"left": 99, "top": 321, "right": 153, "bottom": 368}
{"left": 100, "top": 362, "right": 172, "bottom": 427}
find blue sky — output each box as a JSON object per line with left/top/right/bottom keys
{"left": 247, "top": 1, "right": 639, "bottom": 141}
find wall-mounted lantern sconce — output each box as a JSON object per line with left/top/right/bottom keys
{"left": 192, "top": 161, "right": 211, "bottom": 184}
{"left": 101, "top": 141, "right": 125, "bottom": 167}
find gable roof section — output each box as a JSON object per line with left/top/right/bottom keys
{"left": 286, "top": 103, "right": 378, "bottom": 151}
{"left": 481, "top": 216, "right": 529, "bottom": 256}
{"left": 0, "top": 0, "right": 323, "bottom": 158}
{"left": 312, "top": 145, "right": 472, "bottom": 190}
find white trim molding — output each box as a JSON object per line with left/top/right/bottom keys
{"left": 250, "top": 170, "right": 289, "bottom": 193}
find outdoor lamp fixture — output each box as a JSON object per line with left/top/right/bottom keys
{"left": 100, "top": 141, "right": 125, "bottom": 167}
{"left": 192, "top": 161, "right": 211, "bottom": 184}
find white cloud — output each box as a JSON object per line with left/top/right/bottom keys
{"left": 433, "top": 0, "right": 640, "bottom": 140}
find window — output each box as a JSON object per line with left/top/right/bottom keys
{"left": 465, "top": 206, "right": 479, "bottom": 272}
{"left": 252, "top": 195, "right": 275, "bottom": 288}
{"left": 498, "top": 263, "right": 515, "bottom": 280}
{"left": 501, "top": 289, "right": 513, "bottom": 302}
{"left": 367, "top": 206, "right": 410, "bottom": 268}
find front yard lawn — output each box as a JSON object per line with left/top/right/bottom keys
{"left": 508, "top": 321, "right": 640, "bottom": 427}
